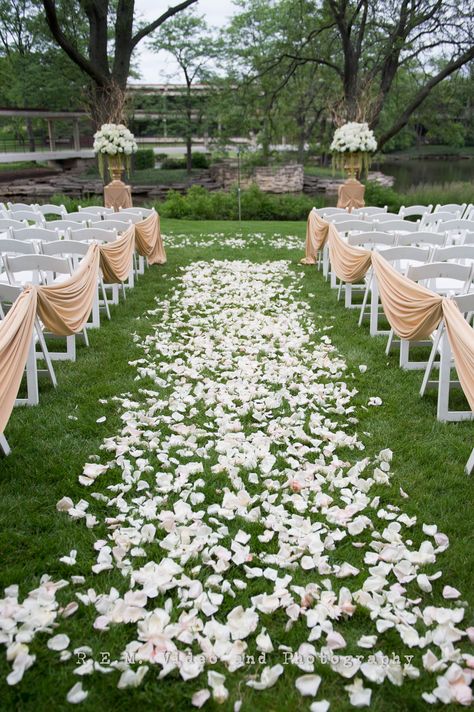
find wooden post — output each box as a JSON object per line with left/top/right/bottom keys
{"left": 46, "top": 119, "right": 56, "bottom": 151}
{"left": 72, "top": 118, "right": 81, "bottom": 150}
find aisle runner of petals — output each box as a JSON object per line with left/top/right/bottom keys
{"left": 1, "top": 259, "right": 473, "bottom": 708}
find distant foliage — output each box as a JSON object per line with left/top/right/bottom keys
{"left": 134, "top": 149, "right": 155, "bottom": 170}
{"left": 161, "top": 153, "right": 210, "bottom": 170}
{"left": 156, "top": 184, "right": 321, "bottom": 220}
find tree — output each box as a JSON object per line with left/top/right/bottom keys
{"left": 148, "top": 9, "right": 217, "bottom": 174}
{"left": 41, "top": 0, "right": 199, "bottom": 125}
{"left": 231, "top": 0, "right": 474, "bottom": 151}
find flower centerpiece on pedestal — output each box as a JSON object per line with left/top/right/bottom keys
{"left": 93, "top": 123, "right": 138, "bottom": 183}
{"left": 330, "top": 122, "right": 377, "bottom": 180}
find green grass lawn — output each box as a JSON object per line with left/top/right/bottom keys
{"left": 85, "top": 166, "right": 204, "bottom": 185}
{"left": 0, "top": 219, "right": 472, "bottom": 711}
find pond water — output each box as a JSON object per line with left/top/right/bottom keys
{"left": 374, "top": 158, "right": 474, "bottom": 191}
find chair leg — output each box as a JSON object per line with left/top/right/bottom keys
{"left": 22, "top": 337, "right": 39, "bottom": 406}
{"left": 359, "top": 275, "right": 372, "bottom": 327}
{"left": 337, "top": 281, "right": 344, "bottom": 301}
{"left": 465, "top": 448, "right": 474, "bottom": 475}
{"left": 121, "top": 282, "right": 126, "bottom": 300}
{"left": 100, "top": 278, "right": 111, "bottom": 320}
{"left": 81, "top": 328, "right": 89, "bottom": 348}
{"left": 35, "top": 319, "right": 57, "bottom": 388}
{"left": 386, "top": 328, "right": 395, "bottom": 355}
{"left": 0, "top": 433, "right": 10, "bottom": 456}
{"left": 420, "top": 327, "right": 443, "bottom": 397}
{"left": 437, "top": 334, "right": 452, "bottom": 422}
{"left": 66, "top": 335, "right": 76, "bottom": 361}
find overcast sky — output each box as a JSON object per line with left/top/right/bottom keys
{"left": 133, "top": 0, "right": 236, "bottom": 84}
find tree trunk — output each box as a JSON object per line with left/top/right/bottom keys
{"left": 186, "top": 135, "right": 192, "bottom": 174}
{"left": 86, "top": 81, "right": 127, "bottom": 128}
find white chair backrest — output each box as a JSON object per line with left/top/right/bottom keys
{"left": 354, "top": 206, "right": 388, "bottom": 216}
{"left": 330, "top": 219, "right": 372, "bottom": 232}
{"left": 7, "top": 202, "right": 32, "bottom": 211}
{"left": 399, "top": 204, "right": 433, "bottom": 218}
{"left": 119, "top": 206, "right": 155, "bottom": 217}
{"left": 377, "top": 245, "right": 432, "bottom": 265}
{"left": 0, "top": 282, "right": 22, "bottom": 302}
{"left": 8, "top": 210, "right": 44, "bottom": 225}
{"left": 347, "top": 232, "right": 396, "bottom": 247}
{"left": 113, "top": 210, "right": 144, "bottom": 224}
{"left": 431, "top": 245, "right": 474, "bottom": 263}
{"left": 437, "top": 219, "right": 474, "bottom": 232}
{"left": 434, "top": 203, "right": 466, "bottom": 215}
{"left": 396, "top": 231, "right": 446, "bottom": 246}
{"left": 0, "top": 218, "right": 27, "bottom": 231}
{"left": 453, "top": 292, "right": 474, "bottom": 314}
{"left": 463, "top": 232, "right": 474, "bottom": 245}
{"left": 67, "top": 227, "right": 117, "bottom": 243}
{"left": 40, "top": 240, "right": 90, "bottom": 257}
{"left": 407, "top": 261, "right": 472, "bottom": 295}
{"left": 78, "top": 205, "right": 114, "bottom": 216}
{"left": 424, "top": 211, "right": 461, "bottom": 226}
{"left": 313, "top": 207, "right": 348, "bottom": 217}
{"left": 4, "top": 254, "right": 71, "bottom": 285}
{"left": 0, "top": 238, "right": 36, "bottom": 256}
{"left": 35, "top": 203, "right": 66, "bottom": 217}
{"left": 11, "top": 227, "right": 59, "bottom": 243}
{"left": 373, "top": 212, "right": 403, "bottom": 221}
{"left": 91, "top": 219, "right": 131, "bottom": 232}
{"left": 47, "top": 219, "right": 87, "bottom": 233}
{"left": 377, "top": 220, "right": 419, "bottom": 233}
{"left": 61, "top": 211, "right": 93, "bottom": 222}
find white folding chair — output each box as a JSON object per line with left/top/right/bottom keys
{"left": 8, "top": 210, "right": 45, "bottom": 226}
{"left": 3, "top": 254, "right": 90, "bottom": 361}
{"left": 313, "top": 207, "right": 349, "bottom": 218}
{"left": 119, "top": 206, "right": 155, "bottom": 217}
{"left": 373, "top": 212, "right": 403, "bottom": 222}
{"left": 7, "top": 202, "right": 32, "bottom": 211}
{"left": 78, "top": 205, "right": 114, "bottom": 217}
{"left": 0, "top": 284, "right": 57, "bottom": 407}
{"left": 0, "top": 239, "right": 37, "bottom": 284}
{"left": 67, "top": 227, "right": 128, "bottom": 302}
{"left": 359, "top": 246, "right": 432, "bottom": 336}
{"left": 40, "top": 240, "right": 111, "bottom": 327}
{"left": 35, "top": 203, "right": 67, "bottom": 218}
{"left": 325, "top": 219, "right": 374, "bottom": 286}
{"left": 434, "top": 203, "right": 465, "bottom": 217}
{"left": 62, "top": 211, "right": 96, "bottom": 223}
{"left": 399, "top": 204, "right": 433, "bottom": 219}
{"left": 339, "top": 232, "right": 397, "bottom": 308}
{"left": 10, "top": 227, "right": 59, "bottom": 243}
{"left": 396, "top": 231, "right": 446, "bottom": 247}
{"left": 47, "top": 219, "right": 87, "bottom": 235}
{"left": 421, "top": 212, "right": 459, "bottom": 229}
{"left": 393, "top": 262, "right": 473, "bottom": 370}
{"left": 437, "top": 219, "right": 474, "bottom": 245}
{"left": 0, "top": 218, "right": 27, "bottom": 232}
{"left": 377, "top": 219, "right": 420, "bottom": 235}
{"left": 420, "top": 292, "right": 474, "bottom": 423}
{"left": 90, "top": 218, "right": 131, "bottom": 232}
{"left": 431, "top": 245, "right": 474, "bottom": 264}
{"left": 0, "top": 433, "right": 10, "bottom": 456}
{"left": 352, "top": 206, "right": 388, "bottom": 217}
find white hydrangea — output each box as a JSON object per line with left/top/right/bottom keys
{"left": 330, "top": 122, "right": 377, "bottom": 153}
{"left": 93, "top": 123, "right": 138, "bottom": 156}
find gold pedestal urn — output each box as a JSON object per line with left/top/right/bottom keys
{"left": 107, "top": 154, "right": 125, "bottom": 183}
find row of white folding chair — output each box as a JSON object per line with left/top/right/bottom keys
{"left": 336, "top": 231, "right": 447, "bottom": 308}
{"left": 0, "top": 283, "right": 57, "bottom": 409}
{"left": 434, "top": 202, "right": 467, "bottom": 217}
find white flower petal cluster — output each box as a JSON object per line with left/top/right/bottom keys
{"left": 0, "top": 245, "right": 471, "bottom": 709}
{"left": 93, "top": 123, "right": 138, "bottom": 156}
{"left": 330, "top": 122, "right": 377, "bottom": 153}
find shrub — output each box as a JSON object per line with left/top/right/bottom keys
{"left": 161, "top": 156, "right": 185, "bottom": 169}
{"left": 191, "top": 152, "right": 210, "bottom": 169}
{"left": 364, "top": 181, "right": 404, "bottom": 212}
{"left": 156, "top": 184, "right": 321, "bottom": 221}
{"left": 155, "top": 152, "right": 169, "bottom": 162}
{"left": 134, "top": 149, "right": 155, "bottom": 170}
{"left": 400, "top": 181, "right": 474, "bottom": 207}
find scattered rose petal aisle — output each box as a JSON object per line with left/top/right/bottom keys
{"left": 1, "top": 259, "right": 473, "bottom": 709}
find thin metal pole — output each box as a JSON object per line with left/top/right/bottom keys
{"left": 237, "top": 147, "right": 242, "bottom": 224}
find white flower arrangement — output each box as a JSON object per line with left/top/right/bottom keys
{"left": 93, "top": 123, "right": 138, "bottom": 180}
{"left": 330, "top": 122, "right": 377, "bottom": 177}
{"left": 330, "top": 122, "right": 377, "bottom": 153}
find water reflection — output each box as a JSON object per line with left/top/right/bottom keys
{"left": 374, "top": 158, "right": 474, "bottom": 191}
